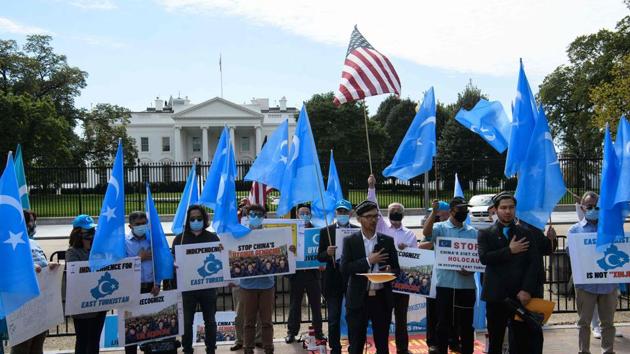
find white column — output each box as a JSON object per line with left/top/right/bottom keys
{"left": 174, "top": 126, "right": 183, "bottom": 162}
{"left": 201, "top": 126, "right": 209, "bottom": 162}
{"left": 255, "top": 126, "right": 263, "bottom": 155}
{"left": 229, "top": 127, "right": 236, "bottom": 155}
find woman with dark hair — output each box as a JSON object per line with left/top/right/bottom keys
{"left": 66, "top": 214, "right": 107, "bottom": 354}
{"left": 171, "top": 204, "right": 220, "bottom": 354}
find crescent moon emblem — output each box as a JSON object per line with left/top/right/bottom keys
{"left": 625, "top": 142, "right": 630, "bottom": 155}
{"left": 204, "top": 259, "right": 214, "bottom": 274}
{"left": 98, "top": 281, "right": 110, "bottom": 295}
{"left": 313, "top": 233, "right": 320, "bottom": 245}
{"left": 420, "top": 116, "right": 436, "bottom": 128}
{"left": 0, "top": 195, "right": 24, "bottom": 221}
{"left": 289, "top": 136, "right": 300, "bottom": 166}
{"left": 108, "top": 176, "right": 120, "bottom": 199}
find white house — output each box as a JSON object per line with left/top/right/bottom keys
{"left": 127, "top": 95, "right": 297, "bottom": 164}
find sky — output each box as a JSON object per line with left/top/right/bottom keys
{"left": 2, "top": 0, "right": 628, "bottom": 116}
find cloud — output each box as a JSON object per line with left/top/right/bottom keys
{"left": 72, "top": 34, "right": 127, "bottom": 48}
{"left": 63, "top": 0, "right": 117, "bottom": 10}
{"left": 0, "top": 17, "right": 51, "bottom": 35}
{"left": 158, "top": 0, "right": 627, "bottom": 77}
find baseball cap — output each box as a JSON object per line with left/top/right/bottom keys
{"left": 335, "top": 199, "right": 352, "bottom": 211}
{"left": 72, "top": 214, "right": 96, "bottom": 230}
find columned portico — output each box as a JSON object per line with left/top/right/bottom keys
{"left": 174, "top": 126, "right": 184, "bottom": 161}
{"left": 255, "top": 126, "right": 263, "bottom": 155}
{"left": 201, "top": 126, "right": 209, "bottom": 162}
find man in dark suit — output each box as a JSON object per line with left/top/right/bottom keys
{"left": 317, "top": 199, "right": 358, "bottom": 354}
{"left": 341, "top": 200, "right": 400, "bottom": 354}
{"left": 477, "top": 192, "right": 544, "bottom": 354}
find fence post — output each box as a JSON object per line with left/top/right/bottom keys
{"left": 136, "top": 159, "right": 142, "bottom": 211}
{"left": 77, "top": 166, "right": 83, "bottom": 214}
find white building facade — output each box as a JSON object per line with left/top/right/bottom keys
{"left": 127, "top": 96, "right": 297, "bottom": 164}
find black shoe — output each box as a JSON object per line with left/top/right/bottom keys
{"left": 284, "top": 334, "right": 296, "bottom": 343}
{"left": 229, "top": 343, "right": 242, "bottom": 351}
{"left": 449, "top": 343, "right": 462, "bottom": 353}
{"left": 255, "top": 342, "right": 264, "bottom": 348}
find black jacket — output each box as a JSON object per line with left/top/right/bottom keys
{"left": 478, "top": 222, "right": 543, "bottom": 302}
{"left": 340, "top": 231, "right": 399, "bottom": 310}
{"left": 317, "top": 223, "right": 359, "bottom": 297}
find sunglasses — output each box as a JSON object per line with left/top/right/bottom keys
{"left": 189, "top": 217, "right": 204, "bottom": 222}
{"left": 584, "top": 205, "right": 600, "bottom": 211}
{"left": 249, "top": 212, "right": 264, "bottom": 218}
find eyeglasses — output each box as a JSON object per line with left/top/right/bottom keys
{"left": 360, "top": 214, "right": 379, "bottom": 220}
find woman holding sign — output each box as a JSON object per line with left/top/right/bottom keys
{"left": 66, "top": 214, "right": 107, "bottom": 354}
{"left": 171, "top": 205, "right": 220, "bottom": 354}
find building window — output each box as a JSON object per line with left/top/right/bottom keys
{"left": 162, "top": 137, "right": 170, "bottom": 152}
{"left": 192, "top": 137, "right": 201, "bottom": 152}
{"left": 241, "top": 136, "right": 250, "bottom": 152}
{"left": 141, "top": 137, "right": 149, "bottom": 152}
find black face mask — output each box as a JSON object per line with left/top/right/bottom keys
{"left": 453, "top": 211, "right": 468, "bottom": 223}
{"left": 389, "top": 212, "right": 403, "bottom": 222}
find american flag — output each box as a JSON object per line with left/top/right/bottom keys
{"left": 333, "top": 26, "right": 401, "bottom": 106}
{"left": 248, "top": 181, "right": 269, "bottom": 206}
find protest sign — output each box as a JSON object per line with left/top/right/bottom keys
{"left": 222, "top": 228, "right": 296, "bottom": 280}
{"left": 262, "top": 218, "right": 303, "bottom": 261}
{"left": 568, "top": 232, "right": 630, "bottom": 284}
{"left": 100, "top": 314, "right": 119, "bottom": 348}
{"left": 194, "top": 311, "right": 237, "bottom": 343}
{"left": 175, "top": 241, "right": 226, "bottom": 291}
{"left": 7, "top": 267, "right": 64, "bottom": 346}
{"left": 435, "top": 237, "right": 485, "bottom": 273}
{"left": 65, "top": 257, "right": 141, "bottom": 315}
{"left": 392, "top": 248, "right": 435, "bottom": 296}
{"left": 297, "top": 228, "right": 325, "bottom": 270}
{"left": 335, "top": 228, "right": 358, "bottom": 260}
{"left": 118, "top": 290, "right": 183, "bottom": 346}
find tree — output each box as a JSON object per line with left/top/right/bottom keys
{"left": 436, "top": 83, "right": 505, "bottom": 191}
{"left": 590, "top": 54, "right": 630, "bottom": 129}
{"left": 539, "top": 7, "right": 630, "bottom": 156}
{"left": 81, "top": 104, "right": 138, "bottom": 166}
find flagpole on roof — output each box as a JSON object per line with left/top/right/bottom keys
{"left": 362, "top": 100, "right": 374, "bottom": 175}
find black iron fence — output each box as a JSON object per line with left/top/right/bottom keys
{"left": 27, "top": 157, "right": 601, "bottom": 217}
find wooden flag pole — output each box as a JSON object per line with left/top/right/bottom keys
{"left": 362, "top": 100, "right": 374, "bottom": 175}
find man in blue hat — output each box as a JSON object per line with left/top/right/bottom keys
{"left": 317, "top": 199, "right": 359, "bottom": 354}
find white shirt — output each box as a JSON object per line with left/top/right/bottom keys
{"left": 367, "top": 188, "right": 417, "bottom": 249}
{"left": 362, "top": 230, "right": 383, "bottom": 290}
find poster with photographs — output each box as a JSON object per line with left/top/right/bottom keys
{"left": 435, "top": 237, "right": 485, "bottom": 273}
{"left": 262, "top": 218, "right": 304, "bottom": 261}
{"left": 194, "top": 311, "right": 237, "bottom": 343}
{"left": 174, "top": 241, "right": 227, "bottom": 291}
{"left": 393, "top": 248, "right": 435, "bottom": 297}
{"left": 65, "top": 257, "right": 141, "bottom": 315}
{"left": 222, "top": 228, "right": 296, "bottom": 280}
{"left": 117, "top": 290, "right": 183, "bottom": 346}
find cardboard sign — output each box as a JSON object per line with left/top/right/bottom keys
{"left": 174, "top": 242, "right": 227, "bottom": 291}
{"left": 297, "top": 228, "right": 325, "bottom": 270}
{"left": 335, "top": 228, "right": 358, "bottom": 261}
{"left": 392, "top": 248, "right": 435, "bottom": 296}
{"left": 568, "top": 232, "right": 630, "bottom": 284}
{"left": 435, "top": 237, "right": 485, "bottom": 273}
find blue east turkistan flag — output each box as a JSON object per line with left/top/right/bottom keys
{"left": 210, "top": 128, "right": 251, "bottom": 237}
{"left": 145, "top": 184, "right": 175, "bottom": 283}
{"left": 597, "top": 122, "right": 628, "bottom": 252}
{"left": 454, "top": 173, "right": 464, "bottom": 198}
{"left": 613, "top": 116, "right": 630, "bottom": 207}
{"left": 455, "top": 99, "right": 511, "bottom": 153}
{"left": 277, "top": 105, "right": 332, "bottom": 223}
{"left": 514, "top": 106, "right": 566, "bottom": 230}
{"left": 90, "top": 140, "right": 126, "bottom": 270}
{"left": 244, "top": 119, "right": 289, "bottom": 190}
{"left": 505, "top": 59, "right": 538, "bottom": 177}
{"left": 199, "top": 126, "right": 229, "bottom": 209}
{"left": 14, "top": 144, "right": 30, "bottom": 210}
{"left": 0, "top": 153, "right": 39, "bottom": 316}
{"left": 383, "top": 87, "right": 436, "bottom": 181}
{"left": 327, "top": 150, "right": 343, "bottom": 203}
{"left": 172, "top": 163, "right": 199, "bottom": 235}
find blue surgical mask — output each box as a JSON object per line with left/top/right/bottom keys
{"left": 132, "top": 224, "right": 148, "bottom": 237}
{"left": 249, "top": 216, "right": 263, "bottom": 228}
{"left": 337, "top": 215, "right": 350, "bottom": 226}
{"left": 300, "top": 214, "right": 312, "bottom": 222}
{"left": 189, "top": 220, "right": 204, "bottom": 231}
{"left": 585, "top": 209, "right": 599, "bottom": 222}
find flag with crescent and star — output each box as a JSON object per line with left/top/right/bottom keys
{"left": 244, "top": 119, "right": 289, "bottom": 190}
{"left": 0, "top": 152, "right": 39, "bottom": 316}
{"left": 383, "top": 87, "right": 436, "bottom": 181}
{"left": 172, "top": 162, "right": 199, "bottom": 235}
{"left": 145, "top": 183, "right": 175, "bottom": 283}
{"left": 454, "top": 99, "right": 511, "bottom": 153}
{"left": 514, "top": 105, "right": 566, "bottom": 230}
{"left": 90, "top": 140, "right": 127, "bottom": 271}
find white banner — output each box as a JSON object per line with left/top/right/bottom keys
{"left": 194, "top": 311, "right": 236, "bottom": 343}
{"left": 222, "top": 228, "right": 296, "bottom": 280}
{"left": 117, "top": 290, "right": 183, "bottom": 346}
{"left": 65, "top": 257, "right": 141, "bottom": 315}
{"left": 335, "top": 228, "right": 358, "bottom": 261}
{"left": 568, "top": 232, "right": 630, "bottom": 284}
{"left": 392, "top": 248, "right": 435, "bottom": 297}
{"left": 262, "top": 219, "right": 304, "bottom": 261}
{"left": 435, "top": 237, "right": 485, "bottom": 273}
{"left": 7, "top": 267, "right": 64, "bottom": 346}
{"left": 175, "top": 242, "right": 227, "bottom": 291}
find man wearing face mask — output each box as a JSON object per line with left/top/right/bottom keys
{"left": 317, "top": 199, "right": 358, "bottom": 354}
{"left": 285, "top": 205, "right": 324, "bottom": 344}
{"left": 125, "top": 211, "right": 160, "bottom": 354}
{"left": 567, "top": 191, "right": 619, "bottom": 354}
{"left": 478, "top": 192, "right": 543, "bottom": 354}
{"left": 423, "top": 197, "right": 478, "bottom": 354}
{"left": 366, "top": 174, "right": 417, "bottom": 354}
{"left": 171, "top": 205, "right": 220, "bottom": 354}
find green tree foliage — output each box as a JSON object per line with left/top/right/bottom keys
{"left": 590, "top": 54, "right": 630, "bottom": 129}
{"left": 539, "top": 6, "right": 630, "bottom": 156}
{"left": 82, "top": 104, "right": 138, "bottom": 166}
